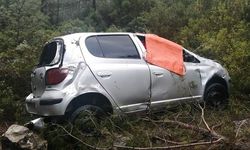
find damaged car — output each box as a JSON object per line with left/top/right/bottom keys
{"left": 25, "top": 33, "right": 230, "bottom": 123}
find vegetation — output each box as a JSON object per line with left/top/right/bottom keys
{"left": 42, "top": 99, "right": 250, "bottom": 149}
{"left": 0, "top": 0, "right": 249, "bottom": 149}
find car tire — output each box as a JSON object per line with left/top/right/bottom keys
{"left": 70, "top": 105, "right": 105, "bottom": 132}
{"left": 204, "top": 83, "right": 228, "bottom": 109}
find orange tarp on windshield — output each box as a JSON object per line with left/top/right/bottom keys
{"left": 145, "top": 34, "right": 185, "bottom": 76}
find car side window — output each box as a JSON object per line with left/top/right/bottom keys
{"left": 183, "top": 50, "right": 200, "bottom": 63}
{"left": 86, "top": 35, "right": 140, "bottom": 59}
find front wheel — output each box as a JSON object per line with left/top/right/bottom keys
{"left": 204, "top": 83, "right": 228, "bottom": 109}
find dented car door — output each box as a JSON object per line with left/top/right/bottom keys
{"left": 149, "top": 54, "right": 202, "bottom": 110}
{"left": 149, "top": 64, "right": 183, "bottom": 110}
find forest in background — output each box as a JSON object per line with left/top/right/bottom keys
{"left": 0, "top": 0, "right": 249, "bottom": 149}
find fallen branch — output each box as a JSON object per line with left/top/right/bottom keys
{"left": 198, "top": 104, "right": 211, "bottom": 131}
{"left": 198, "top": 104, "right": 227, "bottom": 141}
{"left": 235, "top": 119, "right": 247, "bottom": 138}
{"left": 152, "top": 135, "right": 204, "bottom": 145}
{"left": 143, "top": 104, "right": 227, "bottom": 142}
{"left": 156, "top": 119, "right": 208, "bottom": 133}
{"left": 113, "top": 138, "right": 223, "bottom": 150}
{"left": 212, "top": 123, "right": 222, "bottom": 131}
{"left": 50, "top": 104, "right": 227, "bottom": 150}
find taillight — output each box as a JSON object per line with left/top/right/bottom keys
{"left": 46, "top": 68, "right": 68, "bottom": 85}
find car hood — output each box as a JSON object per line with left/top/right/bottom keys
{"left": 198, "top": 56, "right": 219, "bottom": 66}
{"left": 197, "top": 55, "right": 230, "bottom": 79}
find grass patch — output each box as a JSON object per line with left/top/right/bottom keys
{"left": 40, "top": 95, "right": 250, "bottom": 149}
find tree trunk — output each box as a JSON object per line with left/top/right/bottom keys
{"left": 92, "top": 0, "right": 96, "bottom": 11}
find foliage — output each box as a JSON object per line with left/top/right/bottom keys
{"left": 43, "top": 100, "right": 250, "bottom": 149}
{"left": 144, "top": 0, "right": 192, "bottom": 40}
{"left": 180, "top": 0, "right": 250, "bottom": 94}
{"left": 57, "top": 19, "right": 95, "bottom": 34}
{"left": 0, "top": 1, "right": 249, "bottom": 148}
{"left": 0, "top": 0, "right": 54, "bottom": 122}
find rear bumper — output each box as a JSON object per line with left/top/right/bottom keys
{"left": 25, "top": 92, "right": 67, "bottom": 116}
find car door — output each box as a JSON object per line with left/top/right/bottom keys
{"left": 169, "top": 64, "right": 202, "bottom": 100}
{"left": 83, "top": 34, "right": 151, "bottom": 113}
{"left": 149, "top": 50, "right": 202, "bottom": 110}
{"left": 149, "top": 64, "right": 186, "bottom": 110}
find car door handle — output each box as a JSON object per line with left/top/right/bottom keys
{"left": 152, "top": 71, "right": 163, "bottom": 76}
{"left": 97, "top": 72, "right": 112, "bottom": 78}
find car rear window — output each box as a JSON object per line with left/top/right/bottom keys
{"left": 38, "top": 41, "right": 62, "bottom": 66}
{"left": 85, "top": 35, "right": 140, "bottom": 59}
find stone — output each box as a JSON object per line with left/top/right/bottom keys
{"left": 1, "top": 124, "right": 47, "bottom": 150}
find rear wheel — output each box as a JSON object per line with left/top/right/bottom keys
{"left": 204, "top": 83, "right": 228, "bottom": 109}
{"left": 70, "top": 105, "right": 105, "bottom": 132}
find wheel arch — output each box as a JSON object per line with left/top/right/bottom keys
{"left": 65, "top": 92, "right": 113, "bottom": 116}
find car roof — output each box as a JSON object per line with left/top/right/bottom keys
{"left": 55, "top": 32, "right": 142, "bottom": 41}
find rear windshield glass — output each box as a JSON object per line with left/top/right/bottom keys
{"left": 38, "top": 41, "right": 62, "bottom": 66}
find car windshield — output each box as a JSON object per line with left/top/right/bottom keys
{"left": 38, "top": 41, "right": 62, "bottom": 66}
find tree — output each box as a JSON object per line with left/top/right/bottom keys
{"left": 144, "top": 0, "right": 193, "bottom": 41}
{"left": 0, "top": 0, "right": 53, "bottom": 121}
{"left": 180, "top": 0, "right": 250, "bottom": 94}
{"left": 98, "top": 0, "right": 155, "bottom": 32}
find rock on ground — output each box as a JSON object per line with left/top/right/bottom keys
{"left": 1, "top": 124, "right": 47, "bottom": 150}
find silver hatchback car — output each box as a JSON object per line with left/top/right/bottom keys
{"left": 25, "top": 32, "right": 230, "bottom": 121}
